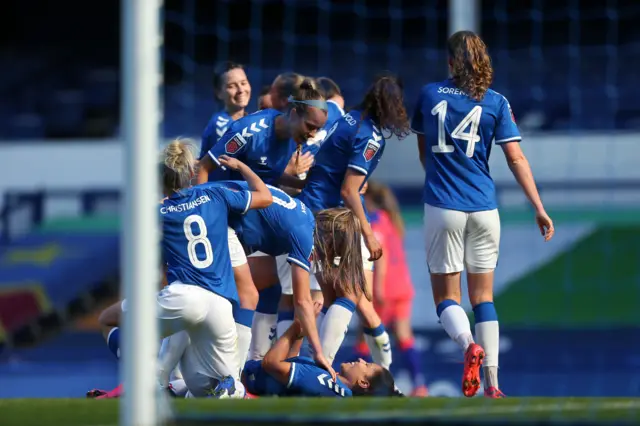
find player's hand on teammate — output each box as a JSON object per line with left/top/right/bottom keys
{"left": 218, "top": 155, "right": 244, "bottom": 171}
{"left": 286, "top": 151, "right": 314, "bottom": 176}
{"left": 314, "top": 353, "right": 337, "bottom": 382}
{"left": 535, "top": 210, "right": 554, "bottom": 242}
{"left": 364, "top": 232, "right": 383, "bottom": 261}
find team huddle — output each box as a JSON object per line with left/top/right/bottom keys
{"left": 88, "top": 31, "right": 554, "bottom": 400}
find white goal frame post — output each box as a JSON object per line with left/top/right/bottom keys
{"left": 120, "top": 0, "right": 163, "bottom": 425}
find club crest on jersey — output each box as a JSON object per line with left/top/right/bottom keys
{"left": 225, "top": 134, "right": 247, "bottom": 154}
{"left": 363, "top": 139, "right": 381, "bottom": 162}
{"left": 508, "top": 104, "right": 516, "bottom": 123}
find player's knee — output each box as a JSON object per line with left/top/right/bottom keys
{"left": 256, "top": 283, "right": 282, "bottom": 314}
{"left": 467, "top": 270, "right": 494, "bottom": 306}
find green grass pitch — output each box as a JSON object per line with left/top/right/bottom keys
{"left": 1, "top": 398, "right": 639, "bottom": 426}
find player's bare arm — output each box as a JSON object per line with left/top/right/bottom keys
{"left": 262, "top": 319, "right": 305, "bottom": 384}
{"left": 290, "top": 265, "right": 335, "bottom": 377}
{"left": 219, "top": 155, "right": 273, "bottom": 210}
{"left": 341, "top": 170, "right": 382, "bottom": 260}
{"left": 500, "top": 142, "right": 554, "bottom": 241}
{"left": 416, "top": 134, "right": 427, "bottom": 171}
{"left": 196, "top": 154, "right": 216, "bottom": 184}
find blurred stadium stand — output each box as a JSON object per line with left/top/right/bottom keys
{"left": 1, "top": 0, "right": 640, "bottom": 405}
{"left": 0, "top": 0, "right": 638, "bottom": 140}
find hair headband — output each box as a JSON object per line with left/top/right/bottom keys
{"left": 287, "top": 95, "right": 328, "bottom": 111}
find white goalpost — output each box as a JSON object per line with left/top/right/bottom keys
{"left": 120, "top": 0, "right": 162, "bottom": 425}
{"left": 448, "top": 0, "right": 480, "bottom": 34}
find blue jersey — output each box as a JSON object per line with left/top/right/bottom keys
{"left": 207, "top": 109, "right": 296, "bottom": 185}
{"left": 200, "top": 111, "right": 236, "bottom": 182}
{"left": 200, "top": 110, "right": 233, "bottom": 158}
{"left": 302, "top": 100, "right": 345, "bottom": 156}
{"left": 298, "top": 110, "right": 385, "bottom": 213}
{"left": 217, "top": 181, "right": 315, "bottom": 272}
{"left": 243, "top": 357, "right": 352, "bottom": 397}
{"left": 161, "top": 183, "right": 252, "bottom": 303}
{"left": 411, "top": 79, "right": 521, "bottom": 212}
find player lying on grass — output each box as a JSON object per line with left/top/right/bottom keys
{"left": 290, "top": 73, "right": 411, "bottom": 371}
{"left": 164, "top": 207, "right": 381, "bottom": 398}
{"left": 234, "top": 307, "right": 400, "bottom": 398}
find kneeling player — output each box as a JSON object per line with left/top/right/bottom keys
{"left": 236, "top": 313, "right": 399, "bottom": 398}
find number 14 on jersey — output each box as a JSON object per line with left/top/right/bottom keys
{"left": 431, "top": 100, "right": 482, "bottom": 158}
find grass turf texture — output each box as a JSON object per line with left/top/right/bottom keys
{"left": 1, "top": 398, "right": 639, "bottom": 426}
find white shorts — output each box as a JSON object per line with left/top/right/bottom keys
{"left": 423, "top": 203, "right": 500, "bottom": 274}
{"left": 128, "top": 282, "right": 240, "bottom": 396}
{"left": 228, "top": 227, "right": 247, "bottom": 267}
{"left": 277, "top": 254, "right": 321, "bottom": 296}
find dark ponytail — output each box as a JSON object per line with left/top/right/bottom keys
{"left": 358, "top": 72, "right": 410, "bottom": 139}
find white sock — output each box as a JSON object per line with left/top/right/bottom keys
{"left": 163, "top": 337, "right": 182, "bottom": 381}
{"left": 170, "top": 363, "right": 183, "bottom": 381}
{"left": 230, "top": 379, "right": 246, "bottom": 399}
{"left": 249, "top": 312, "right": 277, "bottom": 360}
{"left": 277, "top": 320, "right": 294, "bottom": 340}
{"left": 276, "top": 310, "right": 295, "bottom": 339}
{"left": 235, "top": 323, "right": 252, "bottom": 372}
{"left": 158, "top": 331, "right": 189, "bottom": 388}
{"left": 437, "top": 300, "right": 474, "bottom": 352}
{"left": 473, "top": 302, "right": 500, "bottom": 389}
{"left": 363, "top": 325, "right": 393, "bottom": 369}
{"left": 320, "top": 297, "right": 356, "bottom": 364}
{"left": 232, "top": 306, "right": 254, "bottom": 374}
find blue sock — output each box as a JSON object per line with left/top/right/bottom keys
{"left": 362, "top": 324, "right": 386, "bottom": 338}
{"left": 399, "top": 339, "right": 425, "bottom": 387}
{"left": 107, "top": 327, "right": 120, "bottom": 359}
{"left": 256, "top": 284, "right": 281, "bottom": 315}
{"left": 233, "top": 305, "right": 255, "bottom": 328}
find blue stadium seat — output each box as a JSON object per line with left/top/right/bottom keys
{"left": 44, "top": 90, "right": 85, "bottom": 136}
{"left": 83, "top": 68, "right": 118, "bottom": 109}
{"left": 8, "top": 114, "right": 45, "bottom": 139}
